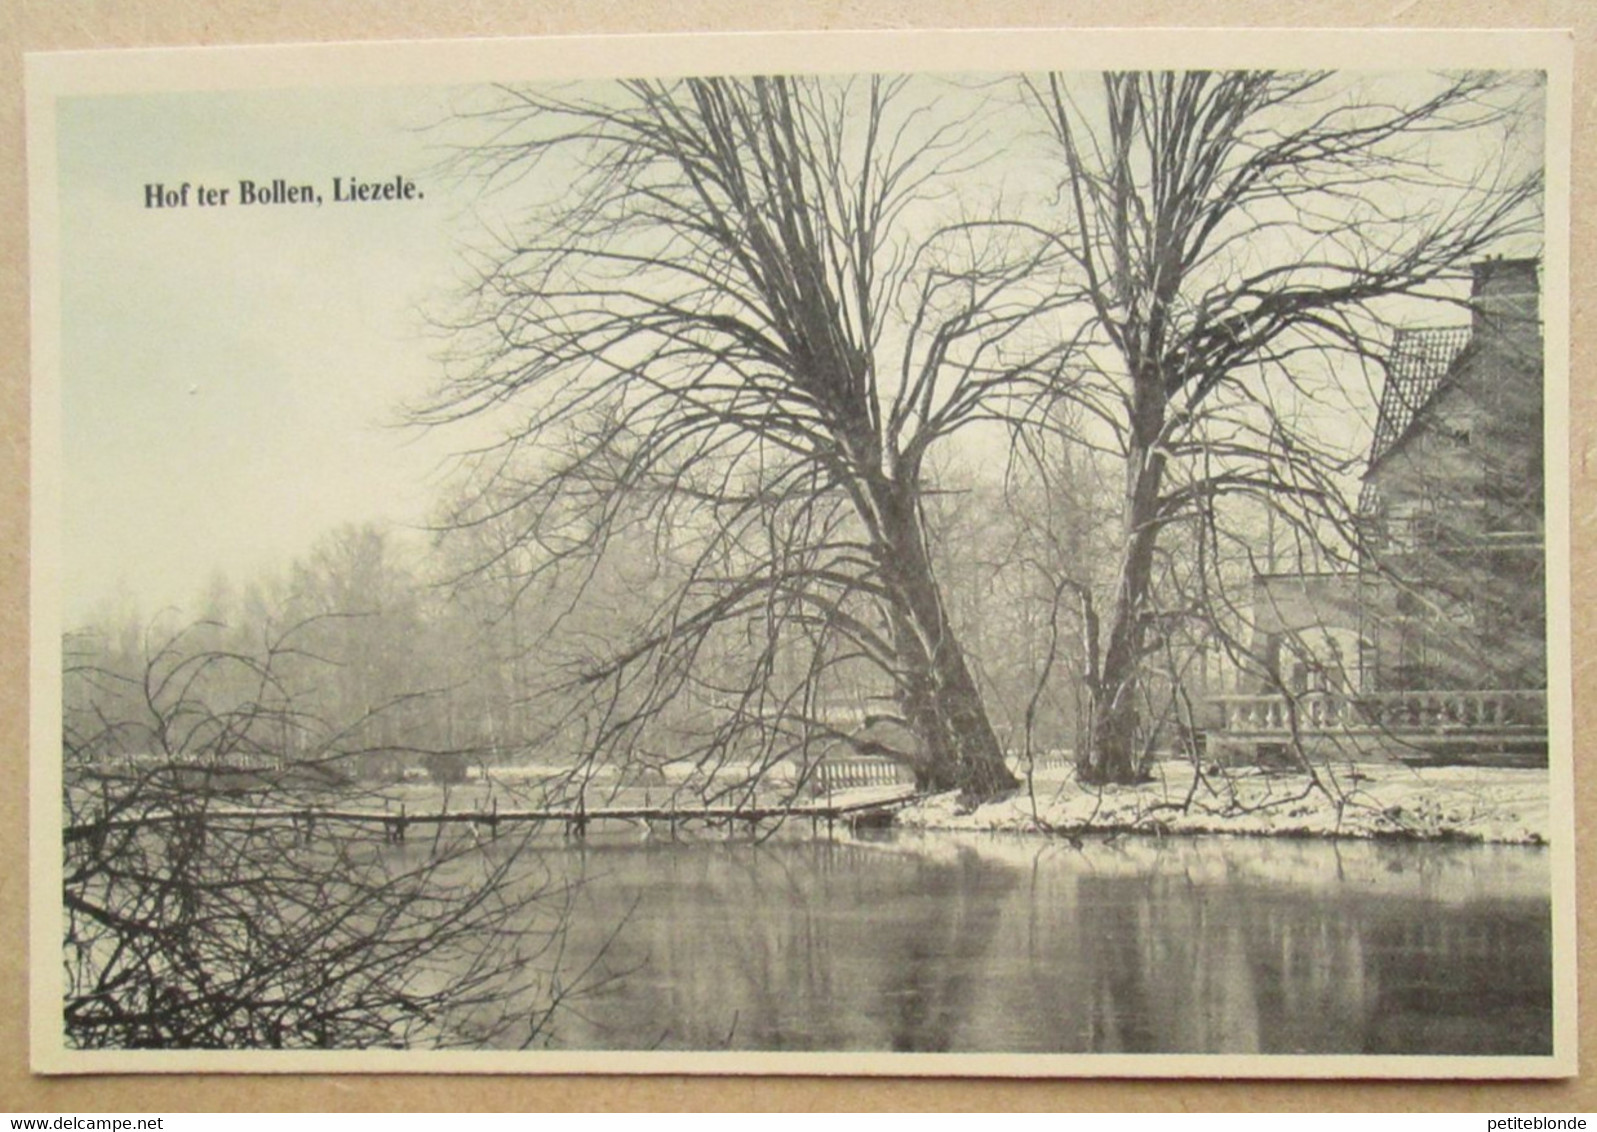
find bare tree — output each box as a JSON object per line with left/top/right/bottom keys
{"left": 62, "top": 619, "right": 578, "bottom": 1049}
{"left": 424, "top": 77, "right": 1076, "bottom": 797}
{"left": 1024, "top": 70, "right": 1543, "bottom": 783}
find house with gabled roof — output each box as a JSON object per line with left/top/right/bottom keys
{"left": 1357, "top": 257, "right": 1545, "bottom": 694}
{"left": 1214, "top": 257, "right": 1547, "bottom": 767}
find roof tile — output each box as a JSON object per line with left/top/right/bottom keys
{"left": 1368, "top": 325, "right": 1472, "bottom": 469}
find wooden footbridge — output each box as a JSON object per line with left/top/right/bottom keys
{"left": 64, "top": 783, "right": 921, "bottom": 845}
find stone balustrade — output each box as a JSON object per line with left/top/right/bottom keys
{"left": 813, "top": 756, "right": 916, "bottom": 792}
{"left": 1211, "top": 689, "right": 1547, "bottom": 735}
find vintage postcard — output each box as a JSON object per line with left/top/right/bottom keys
{"left": 26, "top": 28, "right": 1575, "bottom": 1076}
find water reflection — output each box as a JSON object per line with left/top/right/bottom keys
{"left": 510, "top": 832, "right": 1550, "bottom": 1055}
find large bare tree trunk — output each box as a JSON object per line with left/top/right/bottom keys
{"left": 1032, "top": 71, "right": 1541, "bottom": 788}
{"left": 1080, "top": 377, "right": 1167, "bottom": 785}
{"left": 876, "top": 481, "right": 1018, "bottom": 798}
{"left": 428, "top": 77, "right": 1081, "bottom": 804}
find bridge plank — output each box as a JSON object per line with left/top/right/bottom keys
{"left": 63, "top": 784, "right": 920, "bottom": 841}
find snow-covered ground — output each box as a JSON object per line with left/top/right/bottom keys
{"left": 899, "top": 761, "right": 1552, "bottom": 844}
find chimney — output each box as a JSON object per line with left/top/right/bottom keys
{"left": 1471, "top": 256, "right": 1540, "bottom": 339}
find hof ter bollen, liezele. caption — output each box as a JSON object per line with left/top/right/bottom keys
{"left": 142, "top": 175, "right": 423, "bottom": 208}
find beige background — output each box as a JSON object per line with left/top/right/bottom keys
{"left": 2, "top": 0, "right": 1591, "bottom": 1112}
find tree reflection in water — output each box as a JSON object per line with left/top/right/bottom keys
{"left": 507, "top": 832, "right": 1550, "bottom": 1056}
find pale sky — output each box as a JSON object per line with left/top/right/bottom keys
{"left": 57, "top": 85, "right": 480, "bottom": 625}
{"left": 51, "top": 79, "right": 1039, "bottom": 628}
{"left": 49, "top": 71, "right": 1543, "bottom": 629}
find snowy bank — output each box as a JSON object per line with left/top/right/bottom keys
{"left": 898, "top": 762, "right": 1551, "bottom": 844}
